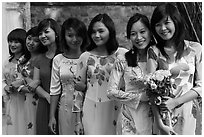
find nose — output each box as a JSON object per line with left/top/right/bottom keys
{"left": 136, "top": 33, "right": 142, "bottom": 40}
{"left": 9, "top": 41, "right": 16, "bottom": 46}
{"left": 95, "top": 31, "right": 100, "bottom": 37}
{"left": 72, "top": 35, "right": 77, "bottom": 42}
{"left": 161, "top": 24, "right": 166, "bottom": 31}
{"left": 39, "top": 32, "right": 45, "bottom": 38}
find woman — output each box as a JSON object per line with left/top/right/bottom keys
{"left": 107, "top": 13, "right": 156, "bottom": 134}
{"left": 48, "top": 17, "right": 88, "bottom": 135}
{"left": 2, "top": 28, "right": 27, "bottom": 134}
{"left": 32, "top": 18, "right": 61, "bottom": 135}
{"left": 74, "top": 13, "right": 128, "bottom": 135}
{"left": 148, "top": 3, "right": 202, "bottom": 135}
{"left": 16, "top": 26, "right": 47, "bottom": 134}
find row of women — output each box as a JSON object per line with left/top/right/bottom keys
{"left": 2, "top": 3, "right": 201, "bottom": 135}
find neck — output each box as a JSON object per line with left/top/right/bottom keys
{"left": 14, "top": 52, "right": 23, "bottom": 59}
{"left": 46, "top": 43, "right": 57, "bottom": 59}
{"left": 137, "top": 49, "right": 147, "bottom": 62}
{"left": 30, "top": 52, "right": 39, "bottom": 58}
{"left": 94, "top": 45, "right": 108, "bottom": 56}
{"left": 64, "top": 48, "right": 82, "bottom": 58}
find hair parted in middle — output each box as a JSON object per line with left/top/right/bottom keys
{"left": 87, "top": 13, "right": 119, "bottom": 55}
{"left": 61, "top": 17, "right": 89, "bottom": 52}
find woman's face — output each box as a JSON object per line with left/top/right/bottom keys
{"left": 91, "top": 21, "right": 110, "bottom": 47}
{"left": 26, "top": 35, "right": 41, "bottom": 53}
{"left": 65, "top": 28, "right": 83, "bottom": 50}
{"left": 130, "top": 19, "right": 151, "bottom": 49}
{"left": 9, "top": 40, "right": 23, "bottom": 54}
{"left": 155, "top": 16, "right": 175, "bottom": 40}
{"left": 39, "top": 27, "right": 56, "bottom": 46}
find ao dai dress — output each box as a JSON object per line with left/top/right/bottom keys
{"left": 17, "top": 56, "right": 39, "bottom": 135}
{"left": 50, "top": 54, "right": 78, "bottom": 134}
{"left": 2, "top": 58, "right": 26, "bottom": 134}
{"left": 107, "top": 53, "right": 153, "bottom": 135}
{"left": 75, "top": 47, "right": 128, "bottom": 135}
{"left": 147, "top": 40, "right": 202, "bottom": 135}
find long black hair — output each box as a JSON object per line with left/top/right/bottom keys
{"left": 151, "top": 3, "right": 186, "bottom": 60}
{"left": 125, "top": 13, "right": 155, "bottom": 67}
{"left": 61, "top": 17, "right": 89, "bottom": 52}
{"left": 87, "top": 13, "right": 119, "bottom": 55}
{"left": 37, "top": 18, "right": 62, "bottom": 67}
{"left": 7, "top": 28, "right": 28, "bottom": 62}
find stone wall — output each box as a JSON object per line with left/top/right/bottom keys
{"left": 30, "top": 2, "right": 159, "bottom": 49}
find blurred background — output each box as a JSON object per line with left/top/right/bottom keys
{"left": 1, "top": 2, "right": 202, "bottom": 134}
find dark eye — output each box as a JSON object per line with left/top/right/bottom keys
{"left": 141, "top": 30, "right": 146, "bottom": 34}
{"left": 130, "top": 32, "right": 136, "bottom": 36}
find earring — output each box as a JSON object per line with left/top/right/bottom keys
{"left": 131, "top": 48, "right": 134, "bottom": 54}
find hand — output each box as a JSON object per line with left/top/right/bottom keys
{"left": 151, "top": 104, "right": 177, "bottom": 135}
{"left": 46, "top": 95, "right": 50, "bottom": 104}
{"left": 159, "top": 124, "right": 177, "bottom": 135}
{"left": 74, "top": 78, "right": 86, "bottom": 91}
{"left": 11, "top": 79, "right": 24, "bottom": 89}
{"left": 74, "top": 122, "right": 84, "bottom": 135}
{"left": 4, "top": 85, "right": 17, "bottom": 93}
{"left": 160, "top": 97, "right": 179, "bottom": 111}
{"left": 48, "top": 117, "right": 57, "bottom": 134}
{"left": 28, "top": 80, "right": 40, "bottom": 90}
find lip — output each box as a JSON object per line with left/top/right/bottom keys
{"left": 136, "top": 41, "right": 144, "bottom": 45}
{"left": 160, "top": 31, "right": 169, "bottom": 36}
{"left": 10, "top": 47, "right": 17, "bottom": 50}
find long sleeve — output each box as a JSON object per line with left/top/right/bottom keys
{"left": 191, "top": 42, "right": 202, "bottom": 97}
{"left": 72, "top": 52, "right": 89, "bottom": 112}
{"left": 107, "top": 57, "right": 139, "bottom": 102}
{"left": 50, "top": 55, "right": 61, "bottom": 95}
{"left": 147, "top": 46, "right": 158, "bottom": 73}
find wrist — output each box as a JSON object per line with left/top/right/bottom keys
{"left": 17, "top": 85, "right": 25, "bottom": 93}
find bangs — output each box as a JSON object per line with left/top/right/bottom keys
{"left": 7, "top": 30, "right": 26, "bottom": 43}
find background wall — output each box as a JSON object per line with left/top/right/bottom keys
{"left": 2, "top": 3, "right": 202, "bottom": 134}
{"left": 30, "top": 2, "right": 159, "bottom": 50}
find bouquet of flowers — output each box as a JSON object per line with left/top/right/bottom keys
{"left": 144, "top": 70, "right": 177, "bottom": 135}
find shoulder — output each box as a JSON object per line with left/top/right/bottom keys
{"left": 115, "top": 47, "right": 129, "bottom": 56}
{"left": 184, "top": 40, "right": 202, "bottom": 53}
{"left": 53, "top": 54, "right": 63, "bottom": 61}
{"left": 80, "top": 51, "right": 91, "bottom": 57}
{"left": 148, "top": 45, "right": 159, "bottom": 53}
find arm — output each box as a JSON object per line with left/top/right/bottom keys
{"left": 33, "top": 67, "right": 50, "bottom": 103}
{"left": 107, "top": 58, "right": 139, "bottom": 102}
{"left": 147, "top": 47, "right": 158, "bottom": 73}
{"left": 164, "top": 43, "right": 202, "bottom": 110}
{"left": 49, "top": 56, "right": 61, "bottom": 134}
{"left": 49, "top": 95, "right": 60, "bottom": 134}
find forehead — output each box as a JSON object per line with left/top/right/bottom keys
{"left": 131, "top": 20, "right": 148, "bottom": 31}
{"left": 65, "top": 28, "right": 76, "bottom": 34}
{"left": 93, "top": 21, "right": 107, "bottom": 30}
{"left": 159, "top": 16, "right": 172, "bottom": 22}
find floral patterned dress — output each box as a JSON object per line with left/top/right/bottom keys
{"left": 147, "top": 40, "right": 202, "bottom": 135}
{"left": 2, "top": 58, "right": 26, "bottom": 135}
{"left": 107, "top": 53, "right": 153, "bottom": 135}
{"left": 50, "top": 54, "right": 79, "bottom": 134}
{"left": 74, "top": 47, "right": 128, "bottom": 135}
{"left": 17, "top": 56, "right": 39, "bottom": 135}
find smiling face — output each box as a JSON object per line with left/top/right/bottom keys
{"left": 155, "top": 16, "right": 175, "bottom": 40}
{"left": 26, "top": 35, "right": 41, "bottom": 53}
{"left": 91, "top": 21, "right": 110, "bottom": 47}
{"left": 65, "top": 28, "right": 83, "bottom": 50}
{"left": 38, "top": 27, "right": 56, "bottom": 46}
{"left": 130, "top": 19, "right": 151, "bottom": 50}
{"left": 9, "top": 40, "right": 23, "bottom": 55}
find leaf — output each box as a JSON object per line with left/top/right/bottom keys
{"left": 99, "top": 58, "right": 107, "bottom": 66}
{"left": 87, "top": 57, "right": 95, "bottom": 66}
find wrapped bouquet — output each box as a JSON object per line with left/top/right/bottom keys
{"left": 144, "top": 70, "right": 177, "bottom": 135}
